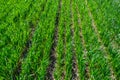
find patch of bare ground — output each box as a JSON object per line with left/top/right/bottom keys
{"left": 85, "top": 0, "right": 116, "bottom": 79}
{"left": 45, "top": 0, "right": 62, "bottom": 80}
{"left": 70, "top": 0, "right": 80, "bottom": 80}
{"left": 75, "top": 3, "right": 90, "bottom": 80}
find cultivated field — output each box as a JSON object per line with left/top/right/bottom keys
{"left": 0, "top": 0, "right": 120, "bottom": 80}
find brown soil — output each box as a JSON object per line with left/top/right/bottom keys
{"left": 45, "top": 0, "right": 62, "bottom": 80}
{"left": 70, "top": 0, "right": 79, "bottom": 80}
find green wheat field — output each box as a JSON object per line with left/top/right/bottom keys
{"left": 0, "top": 0, "right": 120, "bottom": 80}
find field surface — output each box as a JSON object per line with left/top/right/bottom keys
{"left": 0, "top": 0, "right": 120, "bottom": 80}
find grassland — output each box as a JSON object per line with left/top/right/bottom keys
{"left": 0, "top": 0, "right": 120, "bottom": 80}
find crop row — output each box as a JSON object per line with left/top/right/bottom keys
{"left": 0, "top": 0, "right": 47, "bottom": 79}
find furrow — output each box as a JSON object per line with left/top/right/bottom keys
{"left": 12, "top": 21, "right": 36, "bottom": 80}
{"left": 84, "top": 0, "right": 101, "bottom": 43}
{"left": 45, "top": 0, "right": 62, "bottom": 80}
{"left": 70, "top": 0, "right": 79, "bottom": 80}
{"left": 12, "top": 1, "right": 48, "bottom": 79}
{"left": 75, "top": 3, "right": 90, "bottom": 80}
{"left": 85, "top": 0, "right": 116, "bottom": 80}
